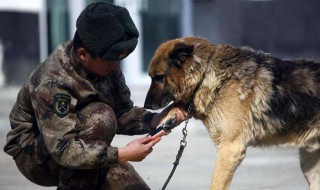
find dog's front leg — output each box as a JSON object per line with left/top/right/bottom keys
{"left": 210, "top": 139, "right": 246, "bottom": 190}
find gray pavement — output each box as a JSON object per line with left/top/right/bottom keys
{"left": 0, "top": 85, "right": 308, "bottom": 190}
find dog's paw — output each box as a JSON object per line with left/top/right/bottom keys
{"left": 160, "top": 107, "right": 187, "bottom": 129}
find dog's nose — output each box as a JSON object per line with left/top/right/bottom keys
{"left": 144, "top": 100, "right": 152, "bottom": 109}
{"left": 144, "top": 91, "right": 153, "bottom": 109}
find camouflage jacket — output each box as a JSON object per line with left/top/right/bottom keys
{"left": 4, "top": 41, "right": 155, "bottom": 168}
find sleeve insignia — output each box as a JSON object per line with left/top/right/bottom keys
{"left": 53, "top": 93, "right": 71, "bottom": 118}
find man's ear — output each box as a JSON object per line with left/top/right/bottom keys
{"left": 76, "top": 47, "right": 87, "bottom": 62}
{"left": 170, "top": 42, "right": 194, "bottom": 67}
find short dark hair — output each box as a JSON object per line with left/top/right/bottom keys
{"left": 72, "top": 31, "right": 98, "bottom": 59}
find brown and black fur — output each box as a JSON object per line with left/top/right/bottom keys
{"left": 144, "top": 36, "right": 320, "bottom": 190}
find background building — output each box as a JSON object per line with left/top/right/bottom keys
{"left": 0, "top": 0, "right": 319, "bottom": 86}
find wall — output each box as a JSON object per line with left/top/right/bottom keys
{"left": 193, "top": 0, "right": 320, "bottom": 60}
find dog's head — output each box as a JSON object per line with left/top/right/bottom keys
{"left": 144, "top": 37, "right": 213, "bottom": 110}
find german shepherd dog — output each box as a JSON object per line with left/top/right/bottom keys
{"left": 144, "top": 36, "right": 320, "bottom": 190}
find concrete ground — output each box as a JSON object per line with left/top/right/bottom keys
{"left": 0, "top": 85, "right": 308, "bottom": 190}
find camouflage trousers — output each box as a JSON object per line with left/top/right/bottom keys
{"left": 14, "top": 104, "right": 150, "bottom": 190}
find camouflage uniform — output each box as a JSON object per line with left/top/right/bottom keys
{"left": 4, "top": 41, "right": 156, "bottom": 190}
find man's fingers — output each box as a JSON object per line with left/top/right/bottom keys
{"left": 176, "top": 109, "right": 184, "bottom": 120}
{"left": 155, "top": 130, "right": 167, "bottom": 138}
{"left": 151, "top": 136, "right": 161, "bottom": 144}
{"left": 177, "top": 108, "right": 189, "bottom": 120}
{"left": 141, "top": 135, "right": 152, "bottom": 144}
{"left": 144, "top": 135, "right": 163, "bottom": 148}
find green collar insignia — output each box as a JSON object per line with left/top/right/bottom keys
{"left": 53, "top": 94, "right": 71, "bottom": 118}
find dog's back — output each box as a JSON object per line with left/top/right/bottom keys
{"left": 196, "top": 44, "right": 320, "bottom": 147}
{"left": 227, "top": 47, "right": 320, "bottom": 147}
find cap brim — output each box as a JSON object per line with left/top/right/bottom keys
{"left": 100, "top": 38, "right": 138, "bottom": 61}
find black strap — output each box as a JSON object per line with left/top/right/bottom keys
{"left": 161, "top": 143, "right": 186, "bottom": 190}
{"left": 161, "top": 103, "right": 192, "bottom": 190}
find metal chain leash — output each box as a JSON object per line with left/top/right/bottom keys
{"left": 180, "top": 102, "right": 193, "bottom": 147}
{"left": 161, "top": 102, "right": 193, "bottom": 190}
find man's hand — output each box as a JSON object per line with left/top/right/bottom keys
{"left": 118, "top": 135, "right": 162, "bottom": 163}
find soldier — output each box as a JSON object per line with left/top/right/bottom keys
{"left": 3, "top": 2, "right": 187, "bottom": 190}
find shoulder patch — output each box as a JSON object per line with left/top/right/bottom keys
{"left": 53, "top": 93, "right": 71, "bottom": 118}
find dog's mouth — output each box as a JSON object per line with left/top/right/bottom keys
{"left": 160, "top": 93, "right": 174, "bottom": 108}
{"left": 144, "top": 92, "right": 174, "bottom": 110}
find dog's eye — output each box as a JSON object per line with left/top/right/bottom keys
{"left": 180, "top": 55, "right": 186, "bottom": 62}
{"left": 154, "top": 75, "right": 165, "bottom": 83}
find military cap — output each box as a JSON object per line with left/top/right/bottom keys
{"left": 76, "top": 2, "right": 139, "bottom": 61}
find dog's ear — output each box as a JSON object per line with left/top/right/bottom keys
{"left": 169, "top": 42, "right": 194, "bottom": 67}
